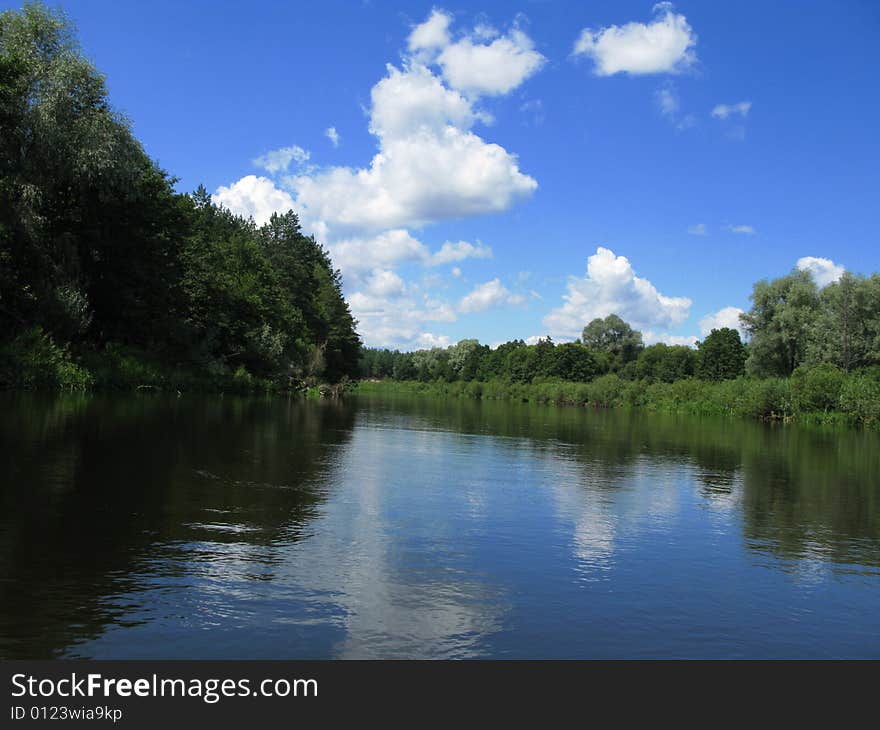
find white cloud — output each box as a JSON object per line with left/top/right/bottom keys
{"left": 451, "top": 267, "right": 462, "bottom": 278}
{"left": 253, "top": 145, "right": 309, "bottom": 174}
{"left": 283, "top": 12, "right": 540, "bottom": 235}
{"left": 727, "top": 224, "right": 755, "bottom": 235}
{"left": 328, "top": 229, "right": 429, "bottom": 276}
{"left": 348, "top": 284, "right": 457, "bottom": 350}
{"left": 543, "top": 246, "right": 692, "bottom": 339}
{"left": 644, "top": 331, "right": 698, "bottom": 347}
{"left": 327, "top": 230, "right": 491, "bottom": 279}
{"left": 369, "top": 63, "right": 484, "bottom": 139}
{"left": 699, "top": 306, "right": 745, "bottom": 337}
{"left": 656, "top": 85, "right": 679, "bottom": 117}
{"left": 437, "top": 28, "right": 545, "bottom": 96}
{"left": 573, "top": 5, "right": 697, "bottom": 76}
{"left": 408, "top": 9, "right": 453, "bottom": 56}
{"left": 688, "top": 223, "right": 707, "bottom": 235}
{"left": 409, "top": 10, "right": 545, "bottom": 96}
{"left": 364, "top": 268, "right": 405, "bottom": 297}
{"left": 290, "top": 127, "right": 536, "bottom": 234}
{"left": 797, "top": 256, "right": 845, "bottom": 288}
{"left": 429, "top": 240, "right": 492, "bottom": 266}
{"left": 214, "top": 10, "right": 543, "bottom": 348}
{"left": 655, "top": 83, "right": 695, "bottom": 130}
{"left": 217, "top": 10, "right": 539, "bottom": 240}
{"left": 459, "top": 278, "right": 524, "bottom": 313}
{"left": 415, "top": 332, "right": 453, "bottom": 349}
{"left": 211, "top": 175, "right": 295, "bottom": 226}
{"left": 519, "top": 98, "right": 545, "bottom": 126}
{"left": 711, "top": 101, "right": 752, "bottom": 119}
{"left": 325, "top": 127, "right": 340, "bottom": 147}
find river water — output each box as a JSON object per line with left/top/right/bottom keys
{"left": 1, "top": 392, "right": 878, "bottom": 658}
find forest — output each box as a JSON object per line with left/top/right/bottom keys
{"left": 0, "top": 4, "right": 361, "bottom": 391}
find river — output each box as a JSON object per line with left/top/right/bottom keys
{"left": 1, "top": 392, "right": 878, "bottom": 658}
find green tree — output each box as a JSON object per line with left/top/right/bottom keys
{"left": 697, "top": 328, "right": 747, "bottom": 381}
{"left": 551, "top": 342, "right": 600, "bottom": 381}
{"left": 581, "top": 314, "right": 644, "bottom": 370}
{"left": 807, "top": 272, "right": 880, "bottom": 371}
{"left": 448, "top": 339, "right": 482, "bottom": 380}
{"left": 636, "top": 343, "right": 698, "bottom": 383}
{"left": 477, "top": 340, "right": 525, "bottom": 379}
{"left": 741, "top": 270, "right": 819, "bottom": 377}
{"left": 0, "top": 3, "right": 187, "bottom": 347}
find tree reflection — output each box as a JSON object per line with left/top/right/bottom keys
{"left": 0, "top": 393, "right": 355, "bottom": 658}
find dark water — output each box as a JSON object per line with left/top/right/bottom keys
{"left": 1, "top": 392, "right": 879, "bottom": 659}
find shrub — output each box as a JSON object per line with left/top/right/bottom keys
{"left": 839, "top": 368, "right": 880, "bottom": 426}
{"left": 737, "top": 378, "right": 792, "bottom": 420}
{"left": 0, "top": 327, "right": 92, "bottom": 389}
{"left": 587, "top": 374, "right": 624, "bottom": 408}
{"left": 790, "top": 363, "right": 846, "bottom": 413}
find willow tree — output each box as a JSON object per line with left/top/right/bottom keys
{"left": 740, "top": 270, "right": 819, "bottom": 377}
{"left": 0, "top": 2, "right": 186, "bottom": 347}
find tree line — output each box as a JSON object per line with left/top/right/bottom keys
{"left": 360, "top": 273, "right": 880, "bottom": 425}
{"left": 360, "top": 318, "right": 746, "bottom": 384}
{"left": 0, "top": 4, "right": 360, "bottom": 389}
{"left": 362, "top": 270, "right": 880, "bottom": 386}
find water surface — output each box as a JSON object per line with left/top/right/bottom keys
{"left": 1, "top": 392, "right": 878, "bottom": 658}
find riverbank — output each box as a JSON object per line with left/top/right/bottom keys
{"left": 355, "top": 373, "right": 880, "bottom": 428}
{"left": 0, "top": 329, "right": 348, "bottom": 396}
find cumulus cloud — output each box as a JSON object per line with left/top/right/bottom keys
{"left": 644, "top": 332, "right": 698, "bottom": 347}
{"left": 437, "top": 28, "right": 545, "bottom": 96}
{"left": 212, "top": 175, "right": 295, "bottom": 226}
{"left": 217, "top": 10, "right": 539, "bottom": 239}
{"left": 688, "top": 223, "right": 707, "bottom": 235}
{"left": 408, "top": 8, "right": 453, "bottom": 56}
{"left": 711, "top": 101, "right": 752, "bottom": 119}
{"left": 328, "top": 229, "right": 430, "bottom": 276}
{"left": 699, "top": 306, "right": 746, "bottom": 337}
{"left": 728, "top": 224, "right": 755, "bottom": 235}
{"left": 327, "top": 230, "right": 492, "bottom": 279}
{"left": 409, "top": 10, "right": 545, "bottom": 95}
{"left": 253, "top": 145, "right": 309, "bottom": 174}
{"left": 364, "top": 268, "right": 406, "bottom": 298}
{"left": 325, "top": 127, "right": 340, "bottom": 147}
{"left": 459, "top": 279, "right": 524, "bottom": 313}
{"left": 214, "top": 9, "right": 543, "bottom": 347}
{"left": 348, "top": 284, "right": 457, "bottom": 350}
{"left": 369, "top": 63, "right": 483, "bottom": 139}
{"left": 274, "top": 11, "right": 540, "bottom": 236}
{"left": 573, "top": 5, "right": 697, "bottom": 76}
{"left": 543, "top": 247, "right": 692, "bottom": 340}
{"left": 429, "top": 240, "right": 492, "bottom": 266}
{"left": 285, "top": 68, "right": 536, "bottom": 234}
{"left": 797, "top": 256, "right": 845, "bottom": 288}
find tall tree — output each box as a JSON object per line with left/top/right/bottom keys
{"left": 807, "top": 272, "right": 880, "bottom": 371}
{"left": 697, "top": 328, "right": 747, "bottom": 381}
{"left": 0, "top": 3, "right": 187, "bottom": 347}
{"left": 581, "top": 314, "right": 644, "bottom": 369}
{"left": 740, "top": 270, "right": 819, "bottom": 377}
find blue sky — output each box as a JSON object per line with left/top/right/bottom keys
{"left": 12, "top": 0, "right": 879, "bottom": 349}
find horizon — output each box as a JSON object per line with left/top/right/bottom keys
{"left": 9, "top": 0, "right": 878, "bottom": 351}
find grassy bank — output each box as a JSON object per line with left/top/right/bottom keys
{"left": 355, "top": 371, "right": 880, "bottom": 428}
